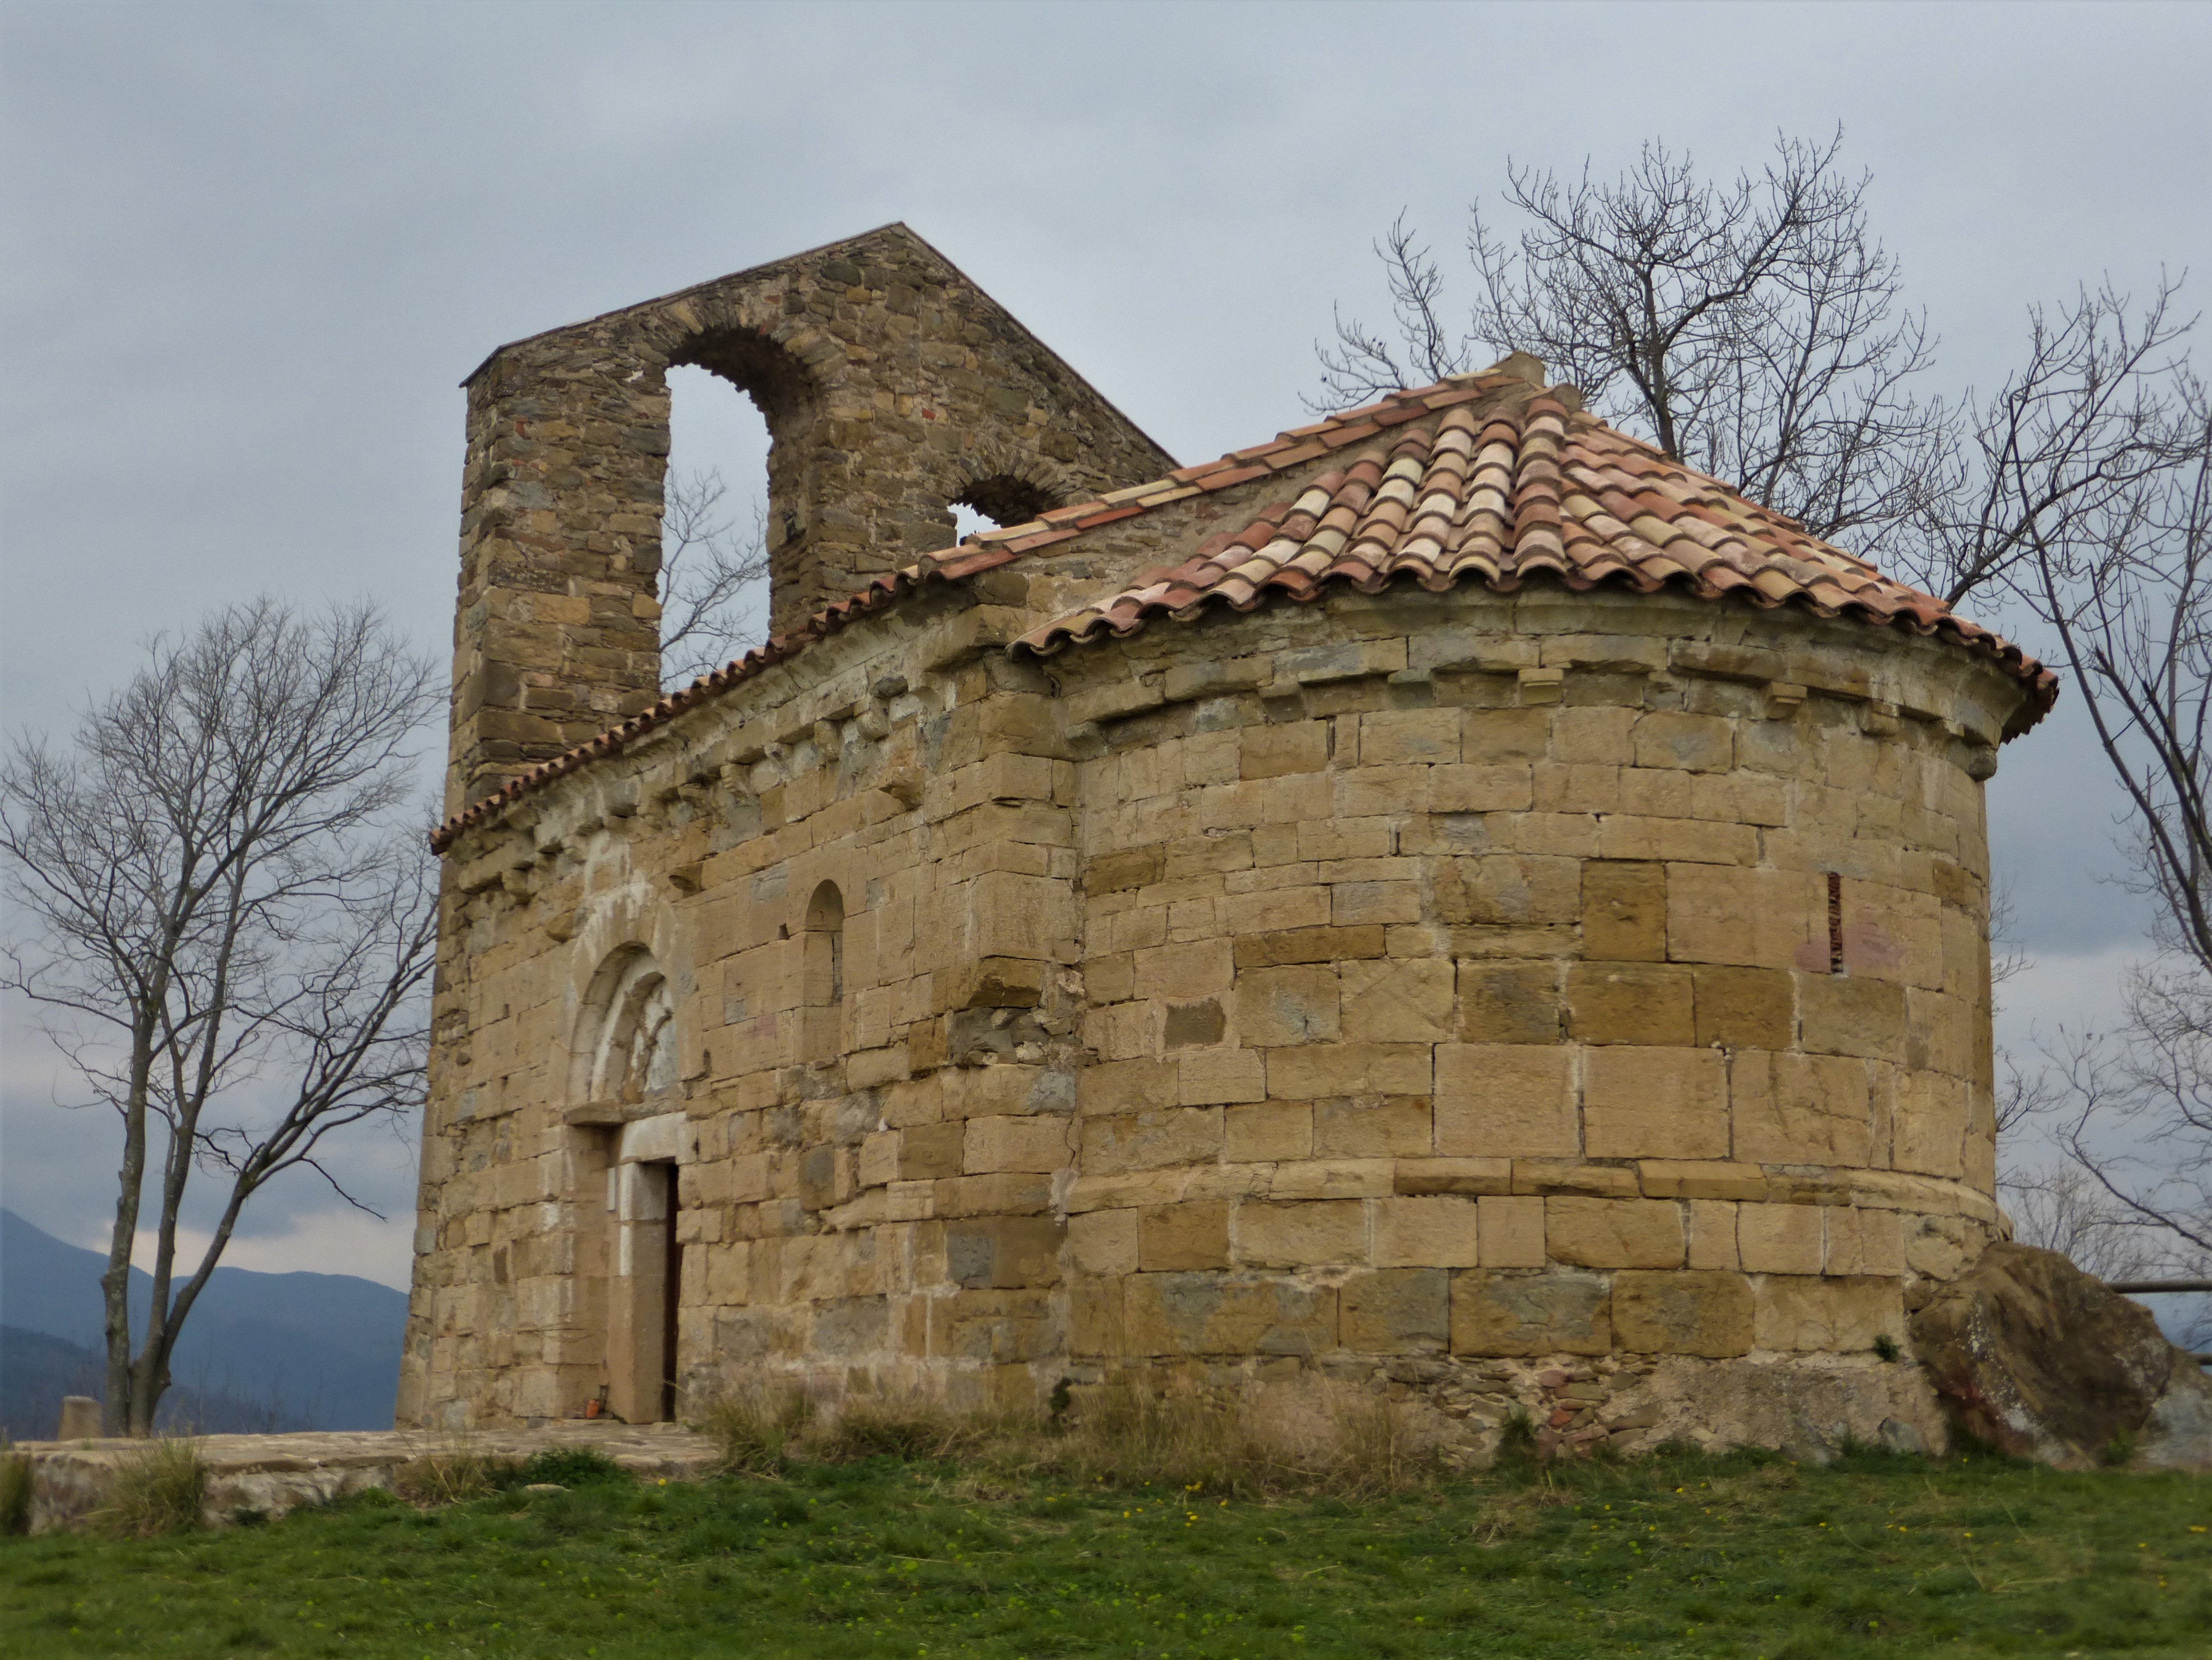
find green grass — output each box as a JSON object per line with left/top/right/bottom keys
{"left": 0, "top": 1443, "right": 2206, "bottom": 1658}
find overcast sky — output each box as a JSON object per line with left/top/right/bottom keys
{"left": 3, "top": 1, "right": 2209, "bottom": 1290}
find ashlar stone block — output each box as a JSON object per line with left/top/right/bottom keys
{"left": 1339, "top": 958, "right": 1455, "bottom": 1043}
{"left": 1433, "top": 854, "right": 1581, "bottom": 927}
{"left": 1633, "top": 710, "right": 1733, "bottom": 773}
{"left": 1450, "top": 1268, "right": 1610, "bottom": 1355}
{"left": 1068, "top": 1208, "right": 1139, "bottom": 1276}
{"left": 1582, "top": 1046, "right": 1727, "bottom": 1159}
{"left": 1233, "top": 965, "right": 1341, "bottom": 1046}
{"left": 1477, "top": 1194, "right": 1546, "bottom": 1267}
{"left": 1666, "top": 865, "right": 1823, "bottom": 970}
{"left": 1824, "top": 1205, "right": 1905, "bottom": 1277}
{"left": 1372, "top": 1195, "right": 1483, "bottom": 1267}
{"left": 1637, "top": 1161, "right": 1768, "bottom": 1202}
{"left": 1461, "top": 707, "right": 1553, "bottom": 763}
{"left": 1893, "top": 1069, "right": 1970, "bottom": 1179}
{"left": 1080, "top": 1107, "right": 1224, "bottom": 1174}
{"left": 1178, "top": 1046, "right": 1268, "bottom": 1106}
{"left": 1753, "top": 1274, "right": 1901, "bottom": 1352}
{"left": 1313, "top": 1096, "right": 1433, "bottom": 1159}
{"left": 1737, "top": 1203, "right": 1824, "bottom": 1275}
{"left": 1268, "top": 1158, "right": 1393, "bottom": 1200}
{"left": 1134, "top": 939, "right": 1234, "bottom": 1002}
{"left": 1610, "top": 1269, "right": 1754, "bottom": 1356}
{"left": 1125, "top": 1271, "right": 1338, "bottom": 1357}
{"left": 964, "top": 1114, "right": 1073, "bottom": 1174}
{"left": 1392, "top": 1156, "right": 1512, "bottom": 1197}
{"left": 1691, "top": 965, "right": 1794, "bottom": 1050}
{"left": 1267, "top": 1043, "right": 1431, "bottom": 1098}
{"left": 1545, "top": 1196, "right": 1685, "bottom": 1268}
{"left": 1068, "top": 1276, "right": 1126, "bottom": 1356}
{"left": 1457, "top": 962, "right": 1562, "bottom": 1044}
{"left": 1431, "top": 764, "right": 1533, "bottom": 813}
{"left": 943, "top": 1215, "right": 1063, "bottom": 1289}
{"left": 1225, "top": 1100, "right": 1313, "bottom": 1162}
{"left": 1241, "top": 721, "right": 1331, "bottom": 780}
{"left": 1434, "top": 1044, "right": 1576, "bottom": 1157}
{"left": 1566, "top": 963, "right": 1695, "bottom": 1046}
{"left": 1686, "top": 1199, "right": 1740, "bottom": 1270}
{"left": 1730, "top": 1051, "right": 1873, "bottom": 1165}
{"left": 1139, "top": 1201, "right": 1232, "bottom": 1271}
{"left": 1797, "top": 974, "right": 1906, "bottom": 1062}
{"left": 1341, "top": 1268, "right": 1450, "bottom": 1353}
{"left": 1360, "top": 708, "right": 1462, "bottom": 765}
{"left": 1580, "top": 860, "right": 1667, "bottom": 961}
{"left": 1234, "top": 1198, "right": 1366, "bottom": 1266}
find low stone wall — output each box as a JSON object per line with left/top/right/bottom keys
{"left": 10, "top": 1423, "right": 719, "bottom": 1536}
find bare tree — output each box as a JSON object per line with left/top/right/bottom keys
{"left": 0, "top": 600, "right": 439, "bottom": 1435}
{"left": 1931, "top": 280, "right": 2196, "bottom": 606}
{"left": 2000, "top": 1159, "right": 2161, "bottom": 1282}
{"left": 661, "top": 467, "right": 770, "bottom": 688}
{"left": 2002, "top": 332, "right": 2212, "bottom": 1271}
{"left": 1317, "top": 132, "right": 1954, "bottom": 576}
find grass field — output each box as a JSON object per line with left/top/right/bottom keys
{"left": 1, "top": 1440, "right": 2206, "bottom": 1659}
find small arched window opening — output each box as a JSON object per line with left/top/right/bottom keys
{"left": 802, "top": 881, "right": 845, "bottom": 1061}
{"left": 805, "top": 881, "right": 845, "bottom": 1005}
{"left": 950, "top": 474, "right": 1057, "bottom": 544}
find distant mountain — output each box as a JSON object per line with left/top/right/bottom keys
{"left": 0, "top": 1325, "right": 325, "bottom": 1439}
{"left": 0, "top": 1326, "right": 101, "bottom": 1439}
{"left": 0, "top": 1208, "right": 408, "bottom": 1437}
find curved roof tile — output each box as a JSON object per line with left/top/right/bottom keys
{"left": 1014, "top": 389, "right": 2058, "bottom": 741}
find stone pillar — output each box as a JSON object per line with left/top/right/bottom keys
{"left": 56, "top": 1396, "right": 101, "bottom": 1440}
{"left": 444, "top": 343, "right": 669, "bottom": 815}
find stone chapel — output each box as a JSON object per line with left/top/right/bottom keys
{"left": 396, "top": 223, "right": 2055, "bottom": 1453}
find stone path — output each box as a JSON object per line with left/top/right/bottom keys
{"left": 10, "top": 1422, "right": 723, "bottom": 1535}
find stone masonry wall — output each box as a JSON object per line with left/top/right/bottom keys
{"left": 444, "top": 223, "right": 1173, "bottom": 815}
{"left": 403, "top": 478, "right": 1285, "bottom": 1430}
{"left": 1046, "top": 583, "right": 2022, "bottom": 1454}
{"left": 406, "top": 495, "right": 2032, "bottom": 1456}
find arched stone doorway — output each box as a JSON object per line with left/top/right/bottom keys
{"left": 570, "top": 946, "right": 687, "bottom": 1422}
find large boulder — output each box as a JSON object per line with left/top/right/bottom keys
{"left": 1908, "top": 1242, "right": 2211, "bottom": 1469}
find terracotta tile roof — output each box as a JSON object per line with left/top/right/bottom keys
{"left": 1015, "top": 384, "right": 2058, "bottom": 740}
{"left": 430, "top": 360, "right": 2053, "bottom": 853}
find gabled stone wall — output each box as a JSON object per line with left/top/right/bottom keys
{"left": 443, "top": 223, "right": 1173, "bottom": 815}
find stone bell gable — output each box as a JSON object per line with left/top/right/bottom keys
{"left": 406, "top": 237, "right": 2062, "bottom": 1457}
{"left": 445, "top": 222, "right": 1174, "bottom": 815}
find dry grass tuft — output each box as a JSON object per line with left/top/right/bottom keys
{"left": 0, "top": 1442, "right": 33, "bottom": 1536}
{"left": 1034, "top": 1379, "right": 1441, "bottom": 1497}
{"left": 393, "top": 1437, "right": 523, "bottom": 1507}
{"left": 697, "top": 1382, "right": 820, "bottom": 1474}
{"left": 93, "top": 1436, "right": 207, "bottom": 1539}
{"left": 694, "top": 1375, "right": 1444, "bottom": 1497}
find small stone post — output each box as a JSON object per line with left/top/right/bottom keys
{"left": 55, "top": 1396, "right": 101, "bottom": 1440}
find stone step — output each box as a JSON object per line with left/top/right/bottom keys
{"left": 9, "top": 1422, "right": 721, "bottom": 1535}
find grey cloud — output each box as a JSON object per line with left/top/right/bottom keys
{"left": 4, "top": 0, "right": 2207, "bottom": 1273}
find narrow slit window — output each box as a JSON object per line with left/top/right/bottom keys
{"left": 805, "top": 881, "right": 845, "bottom": 1007}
